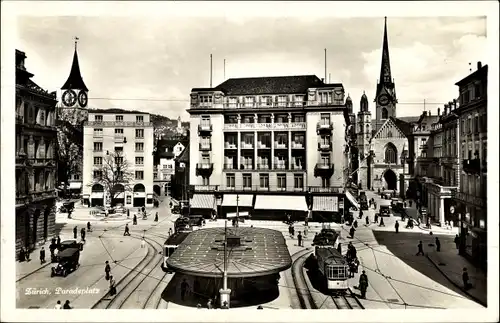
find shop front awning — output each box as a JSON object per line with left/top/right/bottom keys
{"left": 190, "top": 194, "right": 216, "bottom": 210}
{"left": 345, "top": 190, "right": 360, "bottom": 209}
{"left": 91, "top": 192, "right": 104, "bottom": 198}
{"left": 222, "top": 194, "right": 254, "bottom": 207}
{"left": 69, "top": 182, "right": 82, "bottom": 189}
{"left": 312, "top": 196, "right": 339, "bottom": 212}
{"left": 254, "top": 195, "right": 308, "bottom": 211}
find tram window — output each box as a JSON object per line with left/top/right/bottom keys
{"left": 327, "top": 266, "right": 346, "bottom": 279}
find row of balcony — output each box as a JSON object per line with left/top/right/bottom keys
{"left": 16, "top": 157, "right": 55, "bottom": 167}
{"left": 222, "top": 164, "right": 306, "bottom": 171}
{"left": 85, "top": 121, "right": 153, "bottom": 127}
{"left": 196, "top": 162, "right": 334, "bottom": 177}
{"left": 194, "top": 101, "right": 344, "bottom": 109}
{"left": 93, "top": 134, "right": 145, "bottom": 140}
{"left": 16, "top": 190, "right": 57, "bottom": 206}
{"left": 222, "top": 142, "right": 307, "bottom": 150}
{"left": 194, "top": 185, "right": 343, "bottom": 194}
{"left": 223, "top": 122, "right": 307, "bottom": 131}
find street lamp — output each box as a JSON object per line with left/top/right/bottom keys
{"left": 400, "top": 149, "right": 408, "bottom": 199}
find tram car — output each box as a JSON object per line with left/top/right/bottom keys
{"left": 161, "top": 232, "right": 190, "bottom": 273}
{"left": 315, "top": 246, "right": 349, "bottom": 293}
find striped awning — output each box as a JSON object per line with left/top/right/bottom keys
{"left": 312, "top": 196, "right": 339, "bottom": 212}
{"left": 190, "top": 194, "right": 216, "bottom": 210}
{"left": 345, "top": 190, "right": 360, "bottom": 209}
{"left": 222, "top": 194, "right": 254, "bottom": 207}
{"left": 254, "top": 195, "right": 308, "bottom": 211}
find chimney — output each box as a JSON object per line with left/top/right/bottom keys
{"left": 477, "top": 61, "right": 482, "bottom": 70}
{"left": 437, "top": 107, "right": 441, "bottom": 116}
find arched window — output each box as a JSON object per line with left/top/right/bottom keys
{"left": 382, "top": 108, "right": 388, "bottom": 119}
{"left": 384, "top": 143, "right": 397, "bottom": 164}
{"left": 387, "top": 131, "right": 393, "bottom": 138}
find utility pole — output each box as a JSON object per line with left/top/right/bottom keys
{"left": 224, "top": 59, "right": 226, "bottom": 81}
{"left": 324, "top": 48, "right": 327, "bottom": 82}
{"left": 210, "top": 54, "right": 213, "bottom": 88}
{"left": 219, "top": 219, "right": 231, "bottom": 308}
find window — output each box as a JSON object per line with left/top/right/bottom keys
{"left": 201, "top": 116, "right": 211, "bottom": 126}
{"left": 202, "top": 176, "right": 210, "bottom": 186}
{"left": 228, "top": 97, "right": 237, "bottom": 108}
{"left": 136, "top": 115, "right": 144, "bottom": 122}
{"left": 245, "top": 97, "right": 254, "bottom": 108}
{"left": 135, "top": 157, "right": 144, "bottom": 165}
{"left": 93, "top": 142, "right": 103, "bottom": 151}
{"left": 275, "top": 114, "right": 287, "bottom": 123}
{"left": 384, "top": 144, "right": 397, "bottom": 164}
{"left": 277, "top": 96, "right": 287, "bottom": 107}
{"left": 95, "top": 115, "right": 103, "bottom": 122}
{"left": 135, "top": 143, "right": 144, "bottom": 151}
{"left": 153, "top": 172, "right": 158, "bottom": 179}
{"left": 320, "top": 113, "right": 330, "bottom": 124}
{"left": 320, "top": 135, "right": 330, "bottom": 145}
{"left": 294, "top": 174, "right": 303, "bottom": 189}
{"left": 474, "top": 84, "right": 481, "bottom": 99}
{"left": 244, "top": 134, "right": 253, "bottom": 146}
{"left": 294, "top": 95, "right": 305, "bottom": 106}
{"left": 293, "top": 133, "right": 304, "bottom": 147}
{"left": 39, "top": 110, "right": 45, "bottom": 125}
{"left": 259, "top": 174, "right": 269, "bottom": 188}
{"left": 462, "top": 90, "right": 470, "bottom": 105}
{"left": 277, "top": 174, "right": 286, "bottom": 189}
{"left": 321, "top": 177, "right": 330, "bottom": 188}
{"left": 115, "top": 157, "right": 124, "bottom": 165}
{"left": 135, "top": 129, "right": 144, "bottom": 138}
{"left": 135, "top": 171, "right": 144, "bottom": 180}
{"left": 93, "top": 157, "right": 102, "bottom": 165}
{"left": 202, "top": 153, "right": 210, "bottom": 164}
{"left": 243, "top": 174, "right": 252, "bottom": 188}
{"left": 293, "top": 114, "right": 305, "bottom": 122}
{"left": 73, "top": 174, "right": 80, "bottom": 180}
{"left": 320, "top": 154, "right": 330, "bottom": 165}
{"left": 163, "top": 174, "right": 169, "bottom": 180}
{"left": 116, "top": 115, "right": 123, "bottom": 121}
{"left": 261, "top": 96, "right": 272, "bottom": 106}
{"left": 94, "top": 128, "right": 103, "bottom": 137}
{"left": 276, "top": 133, "right": 287, "bottom": 146}
{"left": 115, "top": 146, "right": 123, "bottom": 152}
{"left": 226, "top": 174, "right": 235, "bottom": 188}
{"left": 381, "top": 108, "right": 388, "bottom": 119}
{"left": 200, "top": 95, "right": 213, "bottom": 104}
{"left": 474, "top": 116, "right": 479, "bottom": 133}
{"left": 115, "top": 128, "right": 124, "bottom": 135}
{"left": 93, "top": 170, "right": 102, "bottom": 179}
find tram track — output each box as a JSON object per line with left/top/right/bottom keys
{"left": 291, "top": 248, "right": 316, "bottom": 309}
{"left": 330, "top": 293, "right": 364, "bottom": 309}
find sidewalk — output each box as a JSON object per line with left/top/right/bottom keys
{"left": 426, "top": 250, "right": 487, "bottom": 307}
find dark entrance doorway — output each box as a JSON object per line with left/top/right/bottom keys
{"left": 43, "top": 207, "right": 50, "bottom": 240}
{"left": 153, "top": 185, "right": 161, "bottom": 196}
{"left": 384, "top": 169, "right": 398, "bottom": 190}
{"left": 33, "top": 209, "right": 40, "bottom": 246}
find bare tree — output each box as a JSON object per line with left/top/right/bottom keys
{"left": 90, "top": 150, "right": 134, "bottom": 206}
{"left": 56, "top": 124, "right": 83, "bottom": 196}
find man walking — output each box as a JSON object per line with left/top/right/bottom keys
{"left": 435, "top": 237, "right": 441, "bottom": 252}
{"left": 105, "top": 261, "right": 111, "bottom": 280}
{"left": 416, "top": 241, "right": 424, "bottom": 256}
{"left": 154, "top": 212, "right": 159, "bottom": 222}
{"left": 124, "top": 223, "right": 131, "bottom": 236}
{"left": 454, "top": 234, "right": 460, "bottom": 250}
{"left": 80, "top": 227, "right": 86, "bottom": 242}
{"left": 462, "top": 267, "right": 471, "bottom": 290}
{"left": 133, "top": 214, "right": 137, "bottom": 225}
{"left": 73, "top": 226, "right": 78, "bottom": 239}
{"left": 39, "top": 247, "right": 46, "bottom": 264}
{"left": 395, "top": 220, "right": 399, "bottom": 233}
{"left": 358, "top": 271, "right": 369, "bottom": 299}
{"left": 297, "top": 231, "right": 303, "bottom": 247}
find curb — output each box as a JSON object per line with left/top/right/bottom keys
{"left": 426, "top": 254, "right": 487, "bottom": 307}
{"left": 16, "top": 261, "right": 53, "bottom": 282}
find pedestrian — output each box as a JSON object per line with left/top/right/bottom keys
{"left": 435, "top": 237, "right": 441, "bottom": 252}
{"left": 73, "top": 226, "right": 77, "bottom": 239}
{"left": 337, "top": 242, "right": 342, "bottom": 254}
{"left": 168, "top": 228, "right": 173, "bottom": 236}
{"left": 450, "top": 220, "right": 454, "bottom": 230}
{"left": 207, "top": 298, "right": 213, "bottom": 309}
{"left": 49, "top": 243, "right": 56, "bottom": 261}
{"left": 365, "top": 215, "right": 370, "bottom": 226}
{"left": 297, "top": 231, "right": 303, "bottom": 247}
{"left": 141, "top": 238, "right": 146, "bottom": 248}
{"left": 127, "top": 209, "right": 130, "bottom": 219}
{"left": 291, "top": 226, "right": 295, "bottom": 237}
{"left": 57, "top": 235, "right": 61, "bottom": 248}
{"left": 358, "top": 209, "right": 363, "bottom": 219}
{"left": 404, "top": 202, "right": 407, "bottom": 208}
{"left": 462, "top": 268, "right": 471, "bottom": 290}
{"left": 63, "top": 300, "right": 72, "bottom": 309}
{"left": 87, "top": 221, "right": 92, "bottom": 232}
{"left": 80, "top": 227, "right": 86, "bottom": 241}
{"left": 374, "top": 214, "right": 379, "bottom": 224}
{"left": 349, "top": 261, "right": 357, "bottom": 278}
{"left": 305, "top": 216, "right": 309, "bottom": 227}
{"left": 154, "top": 212, "right": 159, "bottom": 222}
{"left": 105, "top": 261, "right": 111, "bottom": 280}
{"left": 395, "top": 220, "right": 399, "bottom": 233}
{"left": 416, "top": 240, "right": 424, "bottom": 256}
{"left": 349, "top": 226, "right": 356, "bottom": 238}
{"left": 358, "top": 270, "right": 369, "bottom": 299}
{"left": 409, "top": 200, "right": 413, "bottom": 208}
{"left": 142, "top": 206, "right": 145, "bottom": 214}
{"left": 303, "top": 225, "right": 308, "bottom": 238}
{"left": 133, "top": 214, "right": 137, "bottom": 225}
{"left": 124, "top": 223, "right": 130, "bottom": 236}
{"left": 374, "top": 201, "right": 377, "bottom": 209}
{"left": 54, "top": 300, "right": 62, "bottom": 309}
{"left": 109, "top": 276, "right": 116, "bottom": 296}
{"left": 39, "top": 247, "right": 46, "bottom": 264}
{"left": 25, "top": 247, "right": 31, "bottom": 261}
{"left": 19, "top": 247, "right": 26, "bottom": 262}
{"left": 454, "top": 234, "right": 460, "bottom": 250}
{"left": 379, "top": 217, "right": 385, "bottom": 227}
{"left": 353, "top": 220, "right": 358, "bottom": 228}
{"left": 169, "top": 201, "right": 173, "bottom": 209}
{"left": 181, "top": 278, "right": 189, "bottom": 301}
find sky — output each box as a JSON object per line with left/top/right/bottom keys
{"left": 14, "top": 12, "right": 487, "bottom": 121}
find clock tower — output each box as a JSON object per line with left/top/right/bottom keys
{"left": 60, "top": 38, "right": 89, "bottom": 110}
{"left": 374, "top": 17, "right": 397, "bottom": 133}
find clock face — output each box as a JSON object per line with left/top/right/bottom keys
{"left": 62, "top": 90, "right": 77, "bottom": 107}
{"left": 378, "top": 94, "right": 390, "bottom": 106}
{"left": 78, "top": 91, "right": 88, "bottom": 107}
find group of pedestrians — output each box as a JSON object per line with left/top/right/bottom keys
{"left": 104, "top": 260, "right": 117, "bottom": 296}
{"left": 54, "top": 300, "right": 72, "bottom": 309}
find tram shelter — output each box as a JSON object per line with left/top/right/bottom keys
{"left": 166, "top": 227, "right": 292, "bottom": 308}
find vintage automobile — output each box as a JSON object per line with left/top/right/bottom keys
{"left": 58, "top": 201, "right": 75, "bottom": 213}
{"left": 59, "top": 240, "right": 84, "bottom": 252}
{"left": 358, "top": 191, "right": 369, "bottom": 210}
{"left": 378, "top": 205, "right": 392, "bottom": 217}
{"left": 391, "top": 198, "right": 405, "bottom": 213}
{"left": 188, "top": 215, "right": 204, "bottom": 227}
{"left": 51, "top": 248, "right": 80, "bottom": 277}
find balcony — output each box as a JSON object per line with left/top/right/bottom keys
{"left": 274, "top": 164, "right": 288, "bottom": 170}
{"left": 257, "top": 164, "right": 270, "bottom": 170}
{"left": 257, "top": 142, "right": 271, "bottom": 149}
{"left": 192, "top": 184, "right": 345, "bottom": 194}
{"left": 195, "top": 163, "right": 213, "bottom": 176}
{"left": 307, "top": 186, "right": 343, "bottom": 194}
{"left": 222, "top": 101, "right": 307, "bottom": 109}
{"left": 318, "top": 142, "right": 332, "bottom": 151}
{"left": 462, "top": 159, "right": 481, "bottom": 174}
{"left": 114, "top": 135, "right": 125, "bottom": 143}
{"left": 199, "top": 143, "right": 212, "bottom": 151}
{"left": 314, "top": 163, "right": 334, "bottom": 177}
{"left": 240, "top": 164, "right": 254, "bottom": 170}
{"left": 291, "top": 143, "right": 304, "bottom": 149}
{"left": 291, "top": 164, "right": 305, "bottom": 171}
{"left": 223, "top": 164, "right": 237, "bottom": 170}
{"left": 316, "top": 121, "right": 333, "bottom": 133}
{"left": 419, "top": 144, "right": 428, "bottom": 150}
{"left": 224, "top": 143, "right": 238, "bottom": 149}
{"left": 29, "top": 158, "right": 55, "bottom": 167}
{"left": 223, "top": 122, "right": 306, "bottom": 131}
{"left": 241, "top": 143, "right": 254, "bottom": 149}
{"left": 16, "top": 190, "right": 57, "bottom": 206}
{"left": 85, "top": 121, "right": 153, "bottom": 127}
{"left": 274, "top": 142, "right": 287, "bottom": 149}
{"left": 198, "top": 123, "right": 213, "bottom": 134}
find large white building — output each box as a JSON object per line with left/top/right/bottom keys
{"left": 82, "top": 111, "right": 154, "bottom": 207}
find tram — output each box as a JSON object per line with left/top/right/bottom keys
{"left": 161, "top": 232, "right": 190, "bottom": 273}
{"left": 315, "top": 246, "right": 349, "bottom": 293}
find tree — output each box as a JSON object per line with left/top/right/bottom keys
{"left": 56, "top": 121, "right": 83, "bottom": 196}
{"left": 90, "top": 150, "right": 134, "bottom": 207}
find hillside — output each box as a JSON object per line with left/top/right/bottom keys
{"left": 87, "top": 108, "right": 188, "bottom": 128}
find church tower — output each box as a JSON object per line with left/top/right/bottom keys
{"left": 357, "top": 92, "right": 372, "bottom": 189}
{"left": 374, "top": 17, "right": 397, "bottom": 133}
{"left": 60, "top": 38, "right": 89, "bottom": 111}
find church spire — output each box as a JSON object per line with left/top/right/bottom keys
{"left": 379, "top": 17, "right": 392, "bottom": 84}
{"left": 62, "top": 37, "right": 88, "bottom": 91}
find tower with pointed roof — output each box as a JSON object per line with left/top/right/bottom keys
{"left": 60, "top": 38, "right": 89, "bottom": 110}
{"left": 374, "top": 17, "right": 397, "bottom": 133}
{"left": 356, "top": 92, "right": 372, "bottom": 188}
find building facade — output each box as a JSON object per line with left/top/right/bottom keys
{"left": 188, "top": 75, "right": 350, "bottom": 220}
{"left": 453, "top": 62, "right": 487, "bottom": 267}
{"left": 82, "top": 111, "right": 155, "bottom": 207}
{"left": 153, "top": 138, "right": 188, "bottom": 197}
{"left": 15, "top": 49, "right": 58, "bottom": 255}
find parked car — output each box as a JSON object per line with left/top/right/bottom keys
{"left": 51, "top": 248, "right": 80, "bottom": 277}
{"left": 58, "top": 240, "right": 84, "bottom": 252}
{"left": 378, "top": 205, "right": 391, "bottom": 217}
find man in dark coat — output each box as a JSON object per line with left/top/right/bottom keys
{"left": 435, "top": 237, "right": 441, "bottom": 252}
{"left": 124, "top": 224, "right": 131, "bottom": 236}
{"left": 80, "top": 228, "right": 86, "bottom": 241}
{"left": 154, "top": 212, "right": 159, "bottom": 222}
{"left": 454, "top": 234, "right": 460, "bottom": 250}
{"left": 105, "top": 261, "right": 111, "bottom": 280}
{"left": 349, "top": 226, "right": 356, "bottom": 238}
{"left": 57, "top": 236, "right": 61, "bottom": 248}
{"left": 359, "top": 271, "right": 369, "bottom": 298}
{"left": 297, "top": 232, "right": 303, "bottom": 247}
{"left": 39, "top": 247, "right": 46, "bottom": 264}
{"left": 133, "top": 214, "right": 137, "bottom": 225}
{"left": 395, "top": 220, "right": 399, "bottom": 233}
{"left": 462, "top": 268, "right": 471, "bottom": 290}
{"left": 73, "top": 226, "right": 77, "bottom": 239}
{"left": 416, "top": 241, "right": 424, "bottom": 256}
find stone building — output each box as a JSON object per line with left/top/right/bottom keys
{"left": 15, "top": 49, "right": 58, "bottom": 255}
